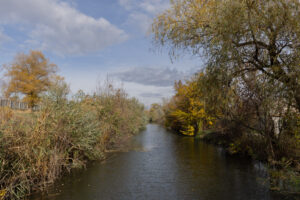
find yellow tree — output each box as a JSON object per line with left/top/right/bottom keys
{"left": 4, "top": 51, "right": 57, "bottom": 108}
{"left": 166, "top": 74, "right": 215, "bottom": 136}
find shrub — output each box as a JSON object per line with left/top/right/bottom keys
{"left": 0, "top": 83, "right": 146, "bottom": 199}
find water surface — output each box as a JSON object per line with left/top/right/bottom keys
{"left": 32, "top": 124, "right": 283, "bottom": 200}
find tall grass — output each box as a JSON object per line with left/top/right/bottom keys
{"left": 0, "top": 83, "right": 146, "bottom": 199}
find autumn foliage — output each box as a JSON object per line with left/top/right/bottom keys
{"left": 163, "top": 74, "right": 214, "bottom": 136}
{"left": 3, "top": 51, "right": 58, "bottom": 108}
{"left": 153, "top": 0, "right": 300, "bottom": 113}
{"left": 0, "top": 56, "right": 146, "bottom": 199}
{"left": 153, "top": 0, "right": 300, "bottom": 193}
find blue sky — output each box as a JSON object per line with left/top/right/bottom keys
{"left": 0, "top": 0, "right": 201, "bottom": 106}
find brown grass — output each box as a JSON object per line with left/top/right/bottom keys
{"left": 0, "top": 85, "right": 146, "bottom": 199}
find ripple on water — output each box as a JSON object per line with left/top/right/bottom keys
{"left": 31, "top": 124, "right": 288, "bottom": 200}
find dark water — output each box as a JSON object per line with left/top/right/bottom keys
{"left": 32, "top": 124, "right": 285, "bottom": 200}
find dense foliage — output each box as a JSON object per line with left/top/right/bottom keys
{"left": 3, "top": 51, "right": 59, "bottom": 109}
{"left": 148, "top": 103, "right": 165, "bottom": 124}
{"left": 153, "top": 0, "right": 300, "bottom": 194}
{"left": 153, "top": 0, "right": 300, "bottom": 113}
{"left": 0, "top": 81, "right": 146, "bottom": 199}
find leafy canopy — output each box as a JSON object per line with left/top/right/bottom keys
{"left": 165, "top": 74, "right": 214, "bottom": 136}
{"left": 4, "top": 50, "right": 58, "bottom": 108}
{"left": 153, "top": 0, "right": 300, "bottom": 112}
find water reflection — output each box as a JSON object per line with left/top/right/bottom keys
{"left": 31, "top": 124, "right": 283, "bottom": 200}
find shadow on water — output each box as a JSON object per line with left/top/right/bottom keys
{"left": 31, "top": 124, "right": 288, "bottom": 200}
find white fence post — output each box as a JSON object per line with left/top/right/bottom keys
{"left": 0, "top": 98, "right": 40, "bottom": 111}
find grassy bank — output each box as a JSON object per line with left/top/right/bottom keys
{"left": 0, "top": 84, "right": 146, "bottom": 199}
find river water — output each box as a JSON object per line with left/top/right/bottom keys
{"left": 31, "top": 124, "right": 286, "bottom": 200}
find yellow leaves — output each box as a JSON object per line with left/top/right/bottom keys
{"left": 171, "top": 109, "right": 189, "bottom": 122}
{"left": 4, "top": 50, "right": 58, "bottom": 108}
{"left": 165, "top": 71, "right": 217, "bottom": 136}
{"left": 152, "top": 0, "right": 215, "bottom": 49}
{"left": 181, "top": 125, "right": 195, "bottom": 136}
{"left": 0, "top": 189, "right": 6, "bottom": 200}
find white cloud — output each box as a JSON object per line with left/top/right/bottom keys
{"left": 110, "top": 65, "right": 197, "bottom": 106}
{"left": 119, "top": 0, "right": 135, "bottom": 10}
{"left": 139, "top": 0, "right": 170, "bottom": 15}
{"left": 128, "top": 12, "right": 153, "bottom": 33}
{"left": 60, "top": 67, "right": 174, "bottom": 106}
{"left": 112, "top": 66, "right": 187, "bottom": 87}
{"left": 0, "top": 0, "right": 128, "bottom": 55}
{"left": 120, "top": 0, "right": 169, "bottom": 13}
{"left": 119, "top": 0, "right": 170, "bottom": 33}
{"left": 122, "top": 82, "right": 173, "bottom": 106}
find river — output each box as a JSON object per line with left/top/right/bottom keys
{"left": 31, "top": 124, "right": 286, "bottom": 200}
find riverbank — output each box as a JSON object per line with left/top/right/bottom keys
{"left": 197, "top": 130, "right": 300, "bottom": 197}
{"left": 0, "top": 85, "right": 146, "bottom": 200}
{"left": 30, "top": 124, "right": 287, "bottom": 200}
{"left": 147, "top": 69, "right": 300, "bottom": 196}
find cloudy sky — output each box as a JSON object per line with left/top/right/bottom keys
{"left": 0, "top": 0, "right": 201, "bottom": 106}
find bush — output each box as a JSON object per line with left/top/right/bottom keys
{"left": 0, "top": 83, "right": 146, "bottom": 199}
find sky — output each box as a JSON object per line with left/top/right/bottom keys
{"left": 0, "top": 0, "right": 201, "bottom": 106}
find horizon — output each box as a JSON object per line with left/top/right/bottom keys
{"left": 0, "top": 0, "right": 202, "bottom": 106}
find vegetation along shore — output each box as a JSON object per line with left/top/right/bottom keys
{"left": 149, "top": 0, "right": 300, "bottom": 195}
{"left": 0, "top": 0, "right": 300, "bottom": 199}
{"left": 0, "top": 51, "right": 147, "bottom": 199}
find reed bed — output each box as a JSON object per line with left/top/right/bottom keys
{"left": 0, "top": 84, "right": 146, "bottom": 199}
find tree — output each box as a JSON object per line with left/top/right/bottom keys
{"left": 149, "top": 103, "right": 164, "bottom": 123}
{"left": 153, "top": 0, "right": 300, "bottom": 112}
{"left": 153, "top": 0, "right": 300, "bottom": 160}
{"left": 164, "top": 75, "right": 214, "bottom": 136}
{"left": 45, "top": 76, "right": 70, "bottom": 105}
{"left": 4, "top": 50, "right": 58, "bottom": 108}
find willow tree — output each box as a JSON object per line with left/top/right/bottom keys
{"left": 4, "top": 51, "right": 57, "bottom": 108}
{"left": 153, "top": 0, "right": 300, "bottom": 112}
